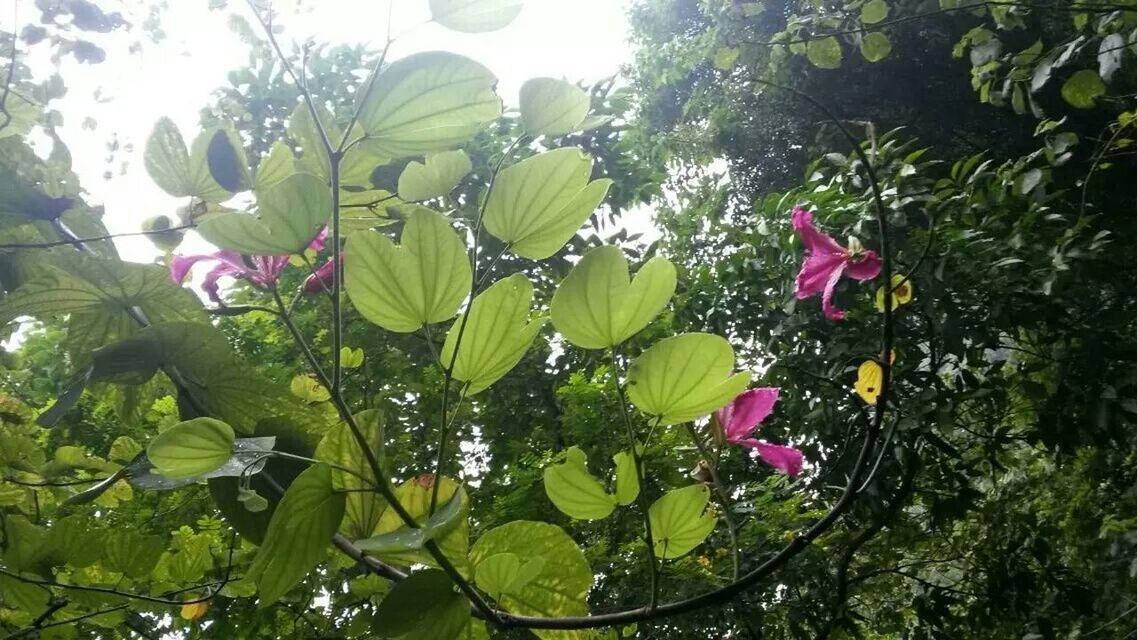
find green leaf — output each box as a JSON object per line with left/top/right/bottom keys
{"left": 146, "top": 417, "right": 235, "bottom": 480}
{"left": 861, "top": 0, "right": 889, "bottom": 24}
{"left": 340, "top": 346, "right": 365, "bottom": 369}
{"left": 197, "top": 172, "right": 329, "bottom": 255}
{"left": 519, "top": 78, "right": 591, "bottom": 137}
{"left": 475, "top": 553, "right": 546, "bottom": 600}
{"left": 290, "top": 374, "right": 330, "bottom": 403}
{"left": 205, "top": 128, "right": 251, "bottom": 192}
{"left": 315, "top": 410, "right": 386, "bottom": 539}
{"left": 550, "top": 245, "right": 676, "bottom": 349}
{"left": 345, "top": 208, "right": 471, "bottom": 333}
{"left": 398, "top": 150, "right": 473, "bottom": 201}
{"left": 255, "top": 140, "right": 294, "bottom": 190}
{"left": 626, "top": 333, "right": 751, "bottom": 426}
{"left": 357, "top": 52, "right": 502, "bottom": 159}
{"left": 1061, "top": 69, "right": 1105, "bottom": 109}
{"left": 806, "top": 37, "right": 843, "bottom": 69}
{"left": 0, "top": 574, "right": 49, "bottom": 613}
{"left": 470, "top": 521, "right": 592, "bottom": 640}
{"left": 861, "top": 32, "right": 892, "bottom": 63}
{"left": 143, "top": 118, "right": 233, "bottom": 201}
{"left": 108, "top": 436, "right": 142, "bottom": 463}
{"left": 440, "top": 274, "right": 547, "bottom": 394}
{"left": 354, "top": 487, "right": 467, "bottom": 553}
{"left": 429, "top": 0, "right": 524, "bottom": 33}
{"left": 483, "top": 148, "right": 612, "bottom": 260}
{"left": 543, "top": 447, "right": 618, "bottom": 520}
{"left": 648, "top": 485, "right": 717, "bottom": 559}
{"left": 370, "top": 476, "right": 470, "bottom": 574}
{"left": 248, "top": 464, "right": 345, "bottom": 605}
{"left": 613, "top": 451, "right": 639, "bottom": 506}
{"left": 374, "top": 569, "right": 471, "bottom": 640}
{"left": 713, "top": 47, "right": 740, "bottom": 70}
{"left": 103, "top": 530, "right": 166, "bottom": 577}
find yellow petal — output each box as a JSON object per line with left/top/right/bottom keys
{"left": 874, "top": 274, "right": 914, "bottom": 311}
{"left": 854, "top": 360, "right": 884, "bottom": 404}
{"left": 180, "top": 601, "right": 209, "bottom": 621}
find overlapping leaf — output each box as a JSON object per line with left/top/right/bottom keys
{"left": 397, "top": 150, "right": 472, "bottom": 201}
{"left": 197, "top": 172, "right": 329, "bottom": 255}
{"left": 430, "top": 0, "right": 524, "bottom": 32}
{"left": 626, "top": 333, "right": 750, "bottom": 426}
{"left": 542, "top": 446, "right": 617, "bottom": 520}
{"left": 146, "top": 417, "right": 235, "bottom": 480}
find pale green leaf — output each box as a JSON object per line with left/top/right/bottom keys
{"left": 861, "top": 0, "right": 889, "bottom": 24}
{"left": 146, "top": 417, "right": 235, "bottom": 479}
{"left": 550, "top": 245, "right": 676, "bottom": 349}
{"left": 470, "top": 521, "right": 592, "bottom": 640}
{"left": 1061, "top": 70, "right": 1105, "bottom": 109}
{"left": 648, "top": 485, "right": 717, "bottom": 559}
{"left": 861, "top": 32, "right": 892, "bottom": 63}
{"left": 357, "top": 52, "right": 502, "bottom": 159}
{"left": 484, "top": 148, "right": 612, "bottom": 260}
{"left": 315, "top": 410, "right": 386, "bottom": 539}
{"left": 626, "top": 333, "right": 751, "bottom": 426}
{"left": 143, "top": 117, "right": 193, "bottom": 198}
{"left": 354, "top": 487, "right": 466, "bottom": 553}
{"left": 374, "top": 569, "right": 470, "bottom": 640}
{"left": 441, "top": 274, "right": 547, "bottom": 394}
{"left": 398, "top": 150, "right": 473, "bottom": 201}
{"left": 290, "top": 374, "right": 330, "bottom": 403}
{"left": 613, "top": 451, "right": 639, "bottom": 506}
{"left": 197, "top": 172, "right": 329, "bottom": 255}
{"left": 371, "top": 476, "right": 470, "bottom": 575}
{"left": 255, "top": 140, "right": 295, "bottom": 190}
{"left": 429, "top": 0, "right": 524, "bottom": 33}
{"left": 806, "top": 36, "right": 843, "bottom": 69}
{"left": 345, "top": 208, "right": 472, "bottom": 333}
{"left": 543, "top": 446, "right": 617, "bottom": 520}
{"left": 519, "top": 78, "right": 591, "bottom": 137}
{"left": 713, "top": 47, "right": 740, "bottom": 70}
{"left": 248, "top": 464, "right": 345, "bottom": 605}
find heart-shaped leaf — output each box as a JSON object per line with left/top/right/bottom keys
{"left": 648, "top": 485, "right": 717, "bottom": 559}
{"left": 397, "top": 150, "right": 473, "bottom": 201}
{"left": 627, "top": 333, "right": 750, "bottom": 425}
{"left": 543, "top": 446, "right": 617, "bottom": 520}
{"left": 146, "top": 417, "right": 235, "bottom": 480}
{"left": 356, "top": 52, "right": 502, "bottom": 159}
{"left": 484, "top": 148, "right": 612, "bottom": 260}
{"left": 441, "top": 274, "right": 547, "bottom": 394}
{"left": 519, "top": 78, "right": 591, "bottom": 137}
{"left": 550, "top": 245, "right": 676, "bottom": 349}
{"left": 354, "top": 487, "right": 466, "bottom": 553}
{"left": 613, "top": 450, "right": 640, "bottom": 506}
{"left": 373, "top": 568, "right": 471, "bottom": 640}
{"left": 144, "top": 118, "right": 234, "bottom": 202}
{"left": 345, "top": 208, "right": 471, "bottom": 333}
{"left": 197, "top": 172, "right": 329, "bottom": 255}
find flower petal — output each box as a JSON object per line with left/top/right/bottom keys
{"left": 722, "top": 388, "right": 779, "bottom": 441}
{"left": 307, "top": 226, "right": 329, "bottom": 253}
{"left": 845, "top": 249, "right": 882, "bottom": 281}
{"left": 792, "top": 207, "right": 845, "bottom": 255}
{"left": 820, "top": 261, "right": 849, "bottom": 321}
{"left": 201, "top": 262, "right": 243, "bottom": 305}
{"left": 753, "top": 442, "right": 804, "bottom": 477}
{"left": 303, "top": 258, "right": 337, "bottom": 295}
{"left": 170, "top": 254, "right": 220, "bottom": 285}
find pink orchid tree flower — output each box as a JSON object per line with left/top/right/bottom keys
{"left": 302, "top": 256, "right": 340, "bottom": 296}
{"left": 714, "top": 387, "right": 804, "bottom": 477}
{"left": 792, "top": 206, "right": 882, "bottom": 321}
{"left": 171, "top": 228, "right": 328, "bottom": 304}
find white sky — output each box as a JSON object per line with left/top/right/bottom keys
{"left": 3, "top": 0, "right": 638, "bottom": 260}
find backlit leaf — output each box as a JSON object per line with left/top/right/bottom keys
{"left": 197, "top": 172, "right": 329, "bottom": 255}
{"left": 1061, "top": 69, "right": 1105, "bottom": 109}
{"left": 484, "top": 148, "right": 612, "bottom": 260}
{"left": 397, "top": 150, "right": 473, "bottom": 201}
{"left": 626, "top": 333, "right": 751, "bottom": 425}
{"left": 315, "top": 410, "right": 385, "bottom": 539}
{"left": 550, "top": 245, "right": 675, "bottom": 349}
{"left": 648, "top": 485, "right": 717, "bottom": 559}
{"left": 371, "top": 475, "right": 470, "bottom": 574}
{"left": 613, "top": 451, "right": 639, "bottom": 506}
{"left": 441, "top": 274, "right": 547, "bottom": 394}
{"left": 146, "top": 417, "right": 235, "bottom": 480}
{"left": 373, "top": 568, "right": 470, "bottom": 639}
{"left": 543, "top": 446, "right": 617, "bottom": 520}
{"left": 429, "top": 0, "right": 524, "bottom": 33}
{"left": 345, "top": 208, "right": 471, "bottom": 333}
{"left": 806, "top": 37, "right": 843, "bottom": 69}
{"left": 519, "top": 78, "right": 590, "bottom": 137}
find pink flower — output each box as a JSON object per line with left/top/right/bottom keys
{"left": 171, "top": 228, "right": 328, "bottom": 304}
{"left": 792, "top": 207, "right": 882, "bottom": 321}
{"left": 714, "top": 388, "right": 804, "bottom": 477}
{"left": 302, "top": 257, "right": 339, "bottom": 295}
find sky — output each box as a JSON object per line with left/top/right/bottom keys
{"left": 3, "top": 0, "right": 638, "bottom": 261}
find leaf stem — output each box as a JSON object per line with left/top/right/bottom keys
{"left": 684, "top": 423, "right": 741, "bottom": 581}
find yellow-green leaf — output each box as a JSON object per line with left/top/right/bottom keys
{"left": 626, "top": 333, "right": 750, "bottom": 426}
{"left": 542, "top": 447, "right": 617, "bottom": 520}
{"left": 146, "top": 417, "right": 235, "bottom": 480}
{"left": 648, "top": 485, "right": 717, "bottom": 559}
{"left": 429, "top": 0, "right": 524, "bottom": 33}
{"left": 197, "top": 172, "right": 329, "bottom": 255}
{"left": 806, "top": 36, "right": 843, "bottom": 69}
{"left": 519, "top": 78, "right": 591, "bottom": 137}
{"left": 397, "top": 150, "right": 473, "bottom": 201}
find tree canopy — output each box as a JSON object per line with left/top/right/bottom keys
{"left": 0, "top": 0, "right": 1135, "bottom": 639}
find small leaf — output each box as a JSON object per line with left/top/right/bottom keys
{"left": 429, "top": 0, "right": 524, "bottom": 33}
{"left": 484, "top": 148, "right": 612, "bottom": 260}
{"left": 861, "top": 32, "right": 892, "bottom": 63}
{"left": 648, "top": 485, "right": 717, "bottom": 559}
{"left": 398, "top": 150, "right": 473, "bottom": 201}
{"left": 355, "top": 487, "right": 467, "bottom": 553}
{"left": 519, "top": 78, "right": 591, "bottom": 137}
{"left": 144, "top": 117, "right": 193, "bottom": 197}
{"left": 345, "top": 208, "right": 472, "bottom": 333}
{"left": 146, "top": 417, "right": 235, "bottom": 480}
{"left": 550, "top": 245, "right": 676, "bottom": 349}
{"left": 1061, "top": 70, "right": 1105, "bottom": 109}
{"left": 248, "top": 464, "right": 345, "bottom": 605}
{"left": 373, "top": 569, "right": 471, "bottom": 640}
{"left": 613, "top": 451, "right": 639, "bottom": 506}
{"left": 441, "top": 274, "right": 547, "bottom": 394}
{"left": 713, "top": 47, "right": 740, "bottom": 70}
{"left": 357, "top": 52, "right": 502, "bottom": 159}
{"left": 627, "top": 333, "right": 751, "bottom": 426}
{"left": 806, "top": 37, "right": 843, "bottom": 69}
{"left": 290, "top": 375, "right": 330, "bottom": 403}
{"left": 197, "top": 172, "right": 329, "bottom": 255}
{"left": 860, "top": 0, "right": 889, "bottom": 24}
{"left": 475, "top": 552, "right": 521, "bottom": 598}
{"left": 340, "top": 346, "right": 365, "bottom": 369}
{"left": 542, "top": 447, "right": 618, "bottom": 520}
